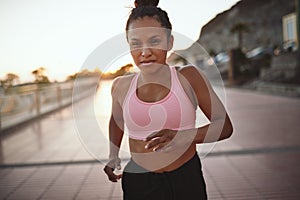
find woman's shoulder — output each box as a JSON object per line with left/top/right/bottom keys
{"left": 175, "top": 65, "right": 200, "bottom": 73}
{"left": 174, "top": 65, "right": 211, "bottom": 93}
{"left": 175, "top": 65, "right": 206, "bottom": 82}
{"left": 111, "top": 73, "right": 137, "bottom": 96}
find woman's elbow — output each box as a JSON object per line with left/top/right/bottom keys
{"left": 226, "top": 120, "right": 234, "bottom": 138}
{"left": 221, "top": 115, "right": 233, "bottom": 140}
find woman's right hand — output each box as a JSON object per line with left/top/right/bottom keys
{"left": 103, "top": 157, "right": 123, "bottom": 182}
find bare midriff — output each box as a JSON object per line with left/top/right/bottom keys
{"left": 129, "top": 138, "right": 196, "bottom": 173}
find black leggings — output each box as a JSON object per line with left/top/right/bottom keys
{"left": 122, "top": 153, "right": 207, "bottom": 200}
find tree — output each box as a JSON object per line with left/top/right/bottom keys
{"left": 0, "top": 73, "right": 20, "bottom": 89}
{"left": 31, "top": 67, "right": 50, "bottom": 83}
{"left": 66, "top": 68, "right": 103, "bottom": 81}
{"left": 230, "top": 22, "right": 249, "bottom": 49}
{"left": 6, "top": 73, "right": 20, "bottom": 87}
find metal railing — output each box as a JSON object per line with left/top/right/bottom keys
{"left": 0, "top": 77, "right": 99, "bottom": 131}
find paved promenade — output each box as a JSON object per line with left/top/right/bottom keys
{"left": 0, "top": 83, "right": 300, "bottom": 200}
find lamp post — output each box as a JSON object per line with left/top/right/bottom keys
{"left": 297, "top": 0, "right": 300, "bottom": 69}
{"left": 297, "top": 0, "right": 300, "bottom": 46}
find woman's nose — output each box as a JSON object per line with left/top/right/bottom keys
{"left": 141, "top": 47, "right": 151, "bottom": 57}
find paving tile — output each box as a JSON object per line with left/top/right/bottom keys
{"left": 0, "top": 168, "right": 13, "bottom": 179}
{"left": 40, "top": 185, "right": 80, "bottom": 199}
{"left": 74, "top": 164, "right": 123, "bottom": 199}
{"left": 0, "top": 187, "right": 15, "bottom": 199}
{"left": 0, "top": 169, "right": 39, "bottom": 199}
{"left": 7, "top": 188, "right": 45, "bottom": 200}
{"left": 5, "top": 165, "right": 65, "bottom": 199}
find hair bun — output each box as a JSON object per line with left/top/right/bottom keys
{"left": 134, "top": 0, "right": 159, "bottom": 7}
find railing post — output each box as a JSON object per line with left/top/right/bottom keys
{"left": 0, "top": 111, "right": 2, "bottom": 132}
{"left": 35, "top": 89, "right": 40, "bottom": 116}
{"left": 56, "top": 84, "right": 62, "bottom": 108}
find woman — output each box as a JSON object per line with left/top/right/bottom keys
{"left": 104, "top": 0, "right": 233, "bottom": 199}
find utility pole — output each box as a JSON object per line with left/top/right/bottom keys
{"left": 297, "top": 0, "right": 300, "bottom": 69}
{"left": 297, "top": 0, "right": 300, "bottom": 47}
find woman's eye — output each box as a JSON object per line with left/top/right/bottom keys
{"left": 130, "top": 41, "right": 142, "bottom": 48}
{"left": 150, "top": 39, "right": 160, "bottom": 46}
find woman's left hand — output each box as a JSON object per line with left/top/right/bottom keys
{"left": 144, "top": 129, "right": 176, "bottom": 152}
{"left": 145, "top": 128, "right": 198, "bottom": 152}
{"left": 144, "top": 129, "right": 196, "bottom": 152}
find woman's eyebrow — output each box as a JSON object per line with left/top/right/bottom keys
{"left": 128, "top": 38, "right": 140, "bottom": 42}
{"left": 149, "top": 35, "right": 160, "bottom": 39}
{"left": 129, "top": 35, "right": 161, "bottom": 42}
{"left": 147, "top": 35, "right": 162, "bottom": 42}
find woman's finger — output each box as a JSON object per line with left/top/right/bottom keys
{"left": 145, "top": 137, "right": 166, "bottom": 150}
{"left": 154, "top": 143, "right": 174, "bottom": 152}
{"left": 145, "top": 130, "right": 165, "bottom": 141}
{"left": 145, "top": 134, "right": 159, "bottom": 142}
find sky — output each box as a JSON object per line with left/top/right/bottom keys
{"left": 0, "top": 0, "right": 240, "bottom": 83}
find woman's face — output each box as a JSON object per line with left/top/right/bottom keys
{"left": 127, "top": 16, "right": 173, "bottom": 72}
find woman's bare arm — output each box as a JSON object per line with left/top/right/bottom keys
{"left": 104, "top": 78, "right": 125, "bottom": 182}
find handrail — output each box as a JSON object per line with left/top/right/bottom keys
{"left": 0, "top": 77, "right": 99, "bottom": 132}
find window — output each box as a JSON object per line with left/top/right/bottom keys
{"left": 286, "top": 20, "right": 294, "bottom": 41}
{"left": 282, "top": 13, "right": 298, "bottom": 50}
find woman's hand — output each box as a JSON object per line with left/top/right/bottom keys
{"left": 144, "top": 129, "right": 186, "bottom": 152}
{"left": 103, "top": 157, "right": 122, "bottom": 182}
{"left": 145, "top": 129, "right": 198, "bottom": 152}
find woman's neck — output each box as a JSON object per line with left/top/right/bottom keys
{"left": 139, "top": 65, "right": 170, "bottom": 85}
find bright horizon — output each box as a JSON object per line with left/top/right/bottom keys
{"left": 0, "top": 0, "right": 240, "bottom": 83}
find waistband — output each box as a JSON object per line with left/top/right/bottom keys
{"left": 123, "top": 152, "right": 201, "bottom": 174}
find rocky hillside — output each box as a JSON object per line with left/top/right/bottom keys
{"left": 171, "top": 0, "right": 296, "bottom": 60}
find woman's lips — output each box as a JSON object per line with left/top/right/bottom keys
{"left": 140, "top": 61, "right": 155, "bottom": 66}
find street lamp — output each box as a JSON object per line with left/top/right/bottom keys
{"left": 297, "top": 0, "right": 300, "bottom": 68}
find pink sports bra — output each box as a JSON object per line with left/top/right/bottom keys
{"left": 123, "top": 66, "right": 196, "bottom": 140}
